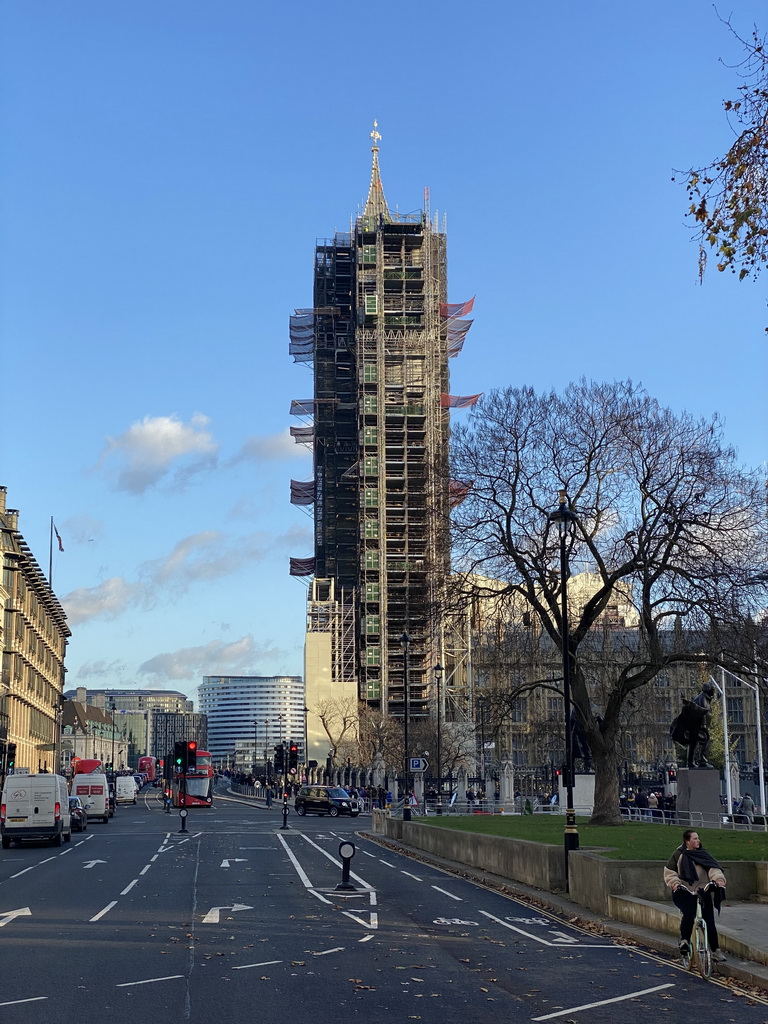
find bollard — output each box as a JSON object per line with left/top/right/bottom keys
{"left": 336, "top": 840, "right": 356, "bottom": 891}
{"left": 280, "top": 791, "right": 290, "bottom": 830}
{"left": 178, "top": 807, "right": 189, "bottom": 834}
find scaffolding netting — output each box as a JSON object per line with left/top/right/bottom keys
{"left": 440, "top": 296, "right": 475, "bottom": 319}
{"left": 440, "top": 393, "right": 483, "bottom": 409}
{"left": 290, "top": 480, "right": 315, "bottom": 505}
{"left": 290, "top": 399, "right": 315, "bottom": 416}
{"left": 290, "top": 425, "right": 315, "bottom": 444}
{"left": 450, "top": 479, "right": 474, "bottom": 507}
{"left": 290, "top": 556, "right": 316, "bottom": 577}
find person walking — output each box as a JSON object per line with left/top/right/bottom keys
{"left": 663, "top": 829, "right": 727, "bottom": 962}
{"left": 738, "top": 792, "right": 756, "bottom": 824}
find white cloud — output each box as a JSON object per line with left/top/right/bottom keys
{"left": 61, "top": 514, "right": 105, "bottom": 545}
{"left": 62, "top": 577, "right": 147, "bottom": 626}
{"left": 97, "top": 412, "right": 218, "bottom": 494}
{"left": 137, "top": 635, "right": 283, "bottom": 682}
{"left": 230, "top": 429, "right": 305, "bottom": 464}
{"left": 75, "top": 658, "right": 127, "bottom": 679}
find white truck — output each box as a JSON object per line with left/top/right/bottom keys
{"left": 1, "top": 773, "right": 72, "bottom": 848}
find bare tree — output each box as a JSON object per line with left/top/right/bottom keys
{"left": 313, "top": 697, "right": 358, "bottom": 766}
{"left": 450, "top": 380, "right": 768, "bottom": 824}
{"left": 676, "top": 15, "right": 768, "bottom": 288}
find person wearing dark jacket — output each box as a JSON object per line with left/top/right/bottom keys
{"left": 663, "top": 829, "right": 727, "bottom": 962}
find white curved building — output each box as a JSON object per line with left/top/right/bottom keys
{"left": 199, "top": 675, "right": 305, "bottom": 769}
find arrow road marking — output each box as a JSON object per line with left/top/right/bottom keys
{"left": 0, "top": 908, "right": 31, "bottom": 928}
{"left": 342, "top": 910, "right": 378, "bottom": 929}
{"left": 220, "top": 858, "right": 247, "bottom": 868}
{"left": 83, "top": 860, "right": 107, "bottom": 869}
{"left": 201, "top": 903, "right": 253, "bottom": 924}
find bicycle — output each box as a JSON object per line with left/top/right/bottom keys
{"left": 677, "top": 881, "right": 719, "bottom": 978}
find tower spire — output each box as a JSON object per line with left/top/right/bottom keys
{"left": 363, "top": 120, "right": 390, "bottom": 222}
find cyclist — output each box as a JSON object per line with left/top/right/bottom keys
{"left": 663, "top": 829, "right": 727, "bottom": 962}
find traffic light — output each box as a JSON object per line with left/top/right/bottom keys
{"left": 174, "top": 741, "right": 185, "bottom": 770}
{"left": 6, "top": 743, "right": 16, "bottom": 774}
{"left": 754, "top": 766, "right": 761, "bottom": 786}
{"left": 668, "top": 768, "right": 677, "bottom": 784}
{"left": 186, "top": 741, "right": 197, "bottom": 771}
{"left": 289, "top": 742, "right": 299, "bottom": 772}
{"left": 274, "top": 744, "right": 284, "bottom": 774}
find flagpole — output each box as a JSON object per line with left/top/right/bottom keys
{"left": 49, "top": 516, "right": 54, "bottom": 585}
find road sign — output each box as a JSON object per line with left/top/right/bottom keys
{"left": 410, "top": 757, "right": 428, "bottom": 772}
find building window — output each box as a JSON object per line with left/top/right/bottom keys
{"left": 364, "top": 456, "right": 378, "bottom": 476}
{"left": 362, "top": 245, "right": 376, "bottom": 265}
{"left": 363, "top": 425, "right": 378, "bottom": 445}
{"left": 511, "top": 699, "right": 526, "bottom": 723}
{"left": 364, "top": 551, "right": 379, "bottom": 571}
{"left": 366, "top": 615, "right": 380, "bottom": 635}
{"left": 364, "top": 519, "right": 379, "bottom": 539}
{"left": 363, "top": 364, "right": 377, "bottom": 384}
{"left": 366, "top": 646, "right": 380, "bottom": 667}
{"left": 365, "top": 295, "right": 378, "bottom": 315}
{"left": 547, "top": 696, "right": 563, "bottom": 715}
{"left": 365, "top": 582, "right": 380, "bottom": 602}
{"left": 727, "top": 697, "right": 744, "bottom": 724}
{"left": 363, "top": 395, "right": 377, "bottom": 415}
{"left": 364, "top": 488, "right": 379, "bottom": 508}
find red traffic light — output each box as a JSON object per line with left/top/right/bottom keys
{"left": 187, "top": 741, "right": 197, "bottom": 751}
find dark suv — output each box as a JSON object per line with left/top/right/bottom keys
{"left": 294, "top": 786, "right": 360, "bottom": 818}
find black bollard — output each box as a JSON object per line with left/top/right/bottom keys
{"left": 280, "top": 791, "right": 290, "bottom": 830}
{"left": 178, "top": 807, "right": 189, "bottom": 834}
{"left": 336, "top": 840, "right": 356, "bottom": 890}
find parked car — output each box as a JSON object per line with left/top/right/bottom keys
{"left": 68, "top": 796, "right": 88, "bottom": 832}
{"left": 294, "top": 785, "right": 360, "bottom": 818}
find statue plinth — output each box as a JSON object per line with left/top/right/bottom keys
{"left": 676, "top": 768, "right": 722, "bottom": 819}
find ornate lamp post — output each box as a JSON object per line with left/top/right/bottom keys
{"left": 549, "top": 489, "right": 579, "bottom": 889}
{"left": 401, "top": 632, "right": 411, "bottom": 821}
{"left": 435, "top": 663, "right": 444, "bottom": 814}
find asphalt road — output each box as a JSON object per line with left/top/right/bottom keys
{"left": 0, "top": 779, "right": 765, "bottom": 1023}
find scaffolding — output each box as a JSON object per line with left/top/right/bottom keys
{"left": 290, "top": 126, "right": 476, "bottom": 725}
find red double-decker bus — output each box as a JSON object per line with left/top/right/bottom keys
{"left": 137, "top": 755, "right": 157, "bottom": 782}
{"left": 169, "top": 749, "right": 213, "bottom": 807}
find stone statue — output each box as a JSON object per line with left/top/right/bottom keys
{"left": 669, "top": 681, "right": 716, "bottom": 768}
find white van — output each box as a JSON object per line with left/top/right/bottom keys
{"left": 71, "top": 774, "right": 111, "bottom": 823}
{"left": 116, "top": 775, "right": 137, "bottom": 805}
{"left": 1, "top": 773, "right": 72, "bottom": 848}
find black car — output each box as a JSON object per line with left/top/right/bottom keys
{"left": 294, "top": 786, "right": 360, "bottom": 817}
{"left": 68, "top": 796, "right": 88, "bottom": 832}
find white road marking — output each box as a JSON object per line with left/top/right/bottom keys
{"left": 201, "top": 903, "right": 253, "bottom": 925}
{"left": 401, "top": 871, "right": 422, "bottom": 881}
{"left": 362, "top": 850, "right": 376, "bottom": 857}
{"left": 120, "top": 879, "right": 138, "bottom": 895}
{"left": 221, "top": 858, "right": 247, "bottom": 868}
{"left": 83, "top": 859, "right": 107, "bottom": 869}
{"left": 39, "top": 857, "right": 55, "bottom": 865}
{"left": 343, "top": 910, "right": 379, "bottom": 929}
{"left": 358, "top": 934, "right": 374, "bottom": 942}
{"left": 59, "top": 848, "right": 72, "bottom": 855}
{"left": 379, "top": 860, "right": 396, "bottom": 868}
{"left": 481, "top": 910, "right": 623, "bottom": 948}
{"left": 9, "top": 866, "right": 36, "bottom": 879}
{"left": 0, "top": 997, "right": 47, "bottom": 1006}
{"left": 0, "top": 908, "right": 31, "bottom": 928}
{"left": 90, "top": 901, "right": 117, "bottom": 922}
{"left": 139, "top": 864, "right": 152, "bottom": 875}
{"left": 298, "top": 833, "right": 374, "bottom": 889}
{"left": 233, "top": 960, "right": 282, "bottom": 971}
{"left": 313, "top": 947, "right": 344, "bottom": 956}
{"left": 276, "top": 833, "right": 332, "bottom": 904}
{"left": 116, "top": 975, "right": 185, "bottom": 988}
{"left": 150, "top": 854, "right": 158, "bottom": 862}
{"left": 531, "top": 983, "right": 675, "bottom": 1020}
{"left": 432, "top": 885, "right": 462, "bottom": 900}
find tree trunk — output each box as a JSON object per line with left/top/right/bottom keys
{"left": 589, "top": 738, "right": 623, "bottom": 826}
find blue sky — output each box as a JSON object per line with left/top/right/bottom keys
{"left": 1, "top": 3, "right": 765, "bottom": 706}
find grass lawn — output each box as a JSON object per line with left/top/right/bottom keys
{"left": 419, "top": 814, "right": 768, "bottom": 862}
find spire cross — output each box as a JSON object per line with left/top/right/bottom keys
{"left": 370, "top": 120, "right": 381, "bottom": 149}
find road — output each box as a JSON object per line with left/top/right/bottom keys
{"left": 0, "top": 778, "right": 764, "bottom": 1023}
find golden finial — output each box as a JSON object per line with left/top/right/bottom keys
{"left": 370, "top": 120, "right": 381, "bottom": 149}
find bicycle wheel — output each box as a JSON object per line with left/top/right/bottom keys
{"left": 694, "top": 920, "right": 712, "bottom": 979}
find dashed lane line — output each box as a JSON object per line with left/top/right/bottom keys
{"left": 0, "top": 997, "right": 47, "bottom": 1007}
{"left": 89, "top": 901, "right": 117, "bottom": 922}
{"left": 116, "top": 975, "right": 185, "bottom": 988}
{"left": 432, "top": 885, "right": 462, "bottom": 900}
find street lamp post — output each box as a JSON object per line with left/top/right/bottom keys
{"left": 401, "top": 632, "right": 411, "bottom": 821}
{"left": 253, "top": 719, "right": 258, "bottom": 774}
{"left": 435, "top": 663, "right": 444, "bottom": 815}
{"left": 549, "top": 489, "right": 579, "bottom": 889}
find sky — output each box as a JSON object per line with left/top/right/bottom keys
{"left": 1, "top": 2, "right": 765, "bottom": 708}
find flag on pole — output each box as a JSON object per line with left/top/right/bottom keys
{"left": 54, "top": 524, "right": 64, "bottom": 552}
